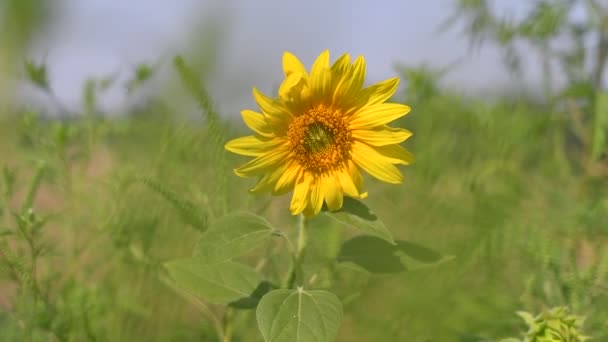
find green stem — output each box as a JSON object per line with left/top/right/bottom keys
{"left": 287, "top": 214, "right": 308, "bottom": 289}
{"left": 21, "top": 162, "right": 45, "bottom": 213}
{"left": 296, "top": 214, "right": 308, "bottom": 262}
{"left": 0, "top": 244, "right": 21, "bottom": 286}
{"left": 27, "top": 233, "right": 40, "bottom": 303}
{"left": 222, "top": 308, "right": 234, "bottom": 342}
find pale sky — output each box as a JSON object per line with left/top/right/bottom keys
{"left": 28, "top": 0, "right": 542, "bottom": 116}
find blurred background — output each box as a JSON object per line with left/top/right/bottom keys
{"left": 1, "top": 0, "right": 608, "bottom": 341}
{"left": 7, "top": 0, "right": 563, "bottom": 116}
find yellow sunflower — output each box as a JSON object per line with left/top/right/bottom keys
{"left": 225, "top": 50, "right": 413, "bottom": 216}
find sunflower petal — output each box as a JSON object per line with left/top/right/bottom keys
{"left": 348, "top": 160, "right": 364, "bottom": 190}
{"left": 310, "top": 50, "right": 331, "bottom": 102}
{"left": 351, "top": 141, "right": 404, "bottom": 183}
{"left": 349, "top": 103, "right": 411, "bottom": 129}
{"left": 278, "top": 72, "right": 306, "bottom": 99}
{"left": 273, "top": 161, "right": 301, "bottom": 195}
{"left": 308, "top": 175, "right": 324, "bottom": 216}
{"left": 279, "top": 72, "right": 311, "bottom": 116}
{"left": 234, "top": 148, "right": 290, "bottom": 177}
{"left": 360, "top": 77, "right": 400, "bottom": 106}
{"left": 330, "top": 53, "right": 351, "bottom": 77}
{"left": 241, "top": 110, "right": 274, "bottom": 138}
{"left": 348, "top": 56, "right": 366, "bottom": 94}
{"left": 250, "top": 161, "right": 292, "bottom": 193}
{"left": 323, "top": 172, "right": 343, "bottom": 211}
{"left": 372, "top": 144, "right": 414, "bottom": 165}
{"left": 330, "top": 57, "right": 351, "bottom": 102}
{"left": 311, "top": 50, "right": 330, "bottom": 74}
{"left": 352, "top": 126, "right": 413, "bottom": 146}
{"left": 332, "top": 73, "right": 352, "bottom": 105}
{"left": 290, "top": 172, "right": 311, "bottom": 215}
{"left": 252, "top": 87, "right": 291, "bottom": 119}
{"left": 283, "top": 51, "right": 308, "bottom": 77}
{"left": 332, "top": 56, "right": 366, "bottom": 107}
{"left": 225, "top": 136, "right": 283, "bottom": 156}
{"left": 337, "top": 165, "right": 361, "bottom": 198}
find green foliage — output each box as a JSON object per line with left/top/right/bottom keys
{"left": 592, "top": 91, "right": 608, "bottom": 161}
{"left": 1, "top": 4, "right": 608, "bottom": 340}
{"left": 135, "top": 176, "right": 207, "bottom": 231}
{"left": 447, "top": 0, "right": 608, "bottom": 167}
{"left": 24, "top": 59, "right": 49, "bottom": 90}
{"left": 337, "top": 236, "right": 453, "bottom": 274}
{"left": 126, "top": 62, "right": 156, "bottom": 93}
{"left": 21, "top": 162, "right": 46, "bottom": 213}
{"left": 160, "top": 192, "right": 444, "bottom": 340}
{"left": 500, "top": 307, "right": 590, "bottom": 342}
{"left": 3, "top": 63, "right": 608, "bottom": 339}
{"left": 1, "top": 0, "right": 50, "bottom": 50}
{"left": 8, "top": 64, "right": 608, "bottom": 340}
{"left": 395, "top": 63, "right": 453, "bottom": 103}
{"left": 0, "top": 159, "right": 64, "bottom": 340}
{"left": 193, "top": 212, "right": 275, "bottom": 263}
{"left": 2, "top": 164, "right": 16, "bottom": 198}
{"left": 256, "top": 288, "right": 343, "bottom": 342}
{"left": 173, "top": 55, "right": 217, "bottom": 121}
{"left": 165, "top": 259, "right": 264, "bottom": 305}
{"left": 323, "top": 197, "right": 394, "bottom": 244}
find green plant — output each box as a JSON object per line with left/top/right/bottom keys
{"left": 500, "top": 307, "right": 590, "bottom": 342}
{"left": 445, "top": 0, "right": 608, "bottom": 172}
{"left": 160, "top": 54, "right": 451, "bottom": 342}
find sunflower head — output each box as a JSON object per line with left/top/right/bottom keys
{"left": 225, "top": 50, "right": 413, "bottom": 216}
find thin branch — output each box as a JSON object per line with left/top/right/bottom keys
{"left": 567, "top": 99, "right": 590, "bottom": 146}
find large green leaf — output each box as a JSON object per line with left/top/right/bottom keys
{"left": 323, "top": 197, "right": 394, "bottom": 244}
{"left": 165, "top": 259, "right": 263, "bottom": 305}
{"left": 194, "top": 212, "right": 275, "bottom": 264}
{"left": 256, "top": 288, "right": 342, "bottom": 342}
{"left": 337, "top": 235, "right": 453, "bottom": 274}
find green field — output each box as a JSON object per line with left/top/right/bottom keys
{"left": 1, "top": 73, "right": 606, "bottom": 340}
{"left": 1, "top": 1, "right": 608, "bottom": 341}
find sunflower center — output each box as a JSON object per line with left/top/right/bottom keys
{"left": 304, "top": 123, "right": 333, "bottom": 153}
{"left": 287, "top": 105, "right": 351, "bottom": 173}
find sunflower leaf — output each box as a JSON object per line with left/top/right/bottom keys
{"left": 323, "top": 197, "right": 394, "bottom": 244}
{"left": 337, "top": 235, "right": 453, "bottom": 274}
{"left": 256, "top": 288, "right": 343, "bottom": 342}
{"left": 164, "top": 259, "right": 264, "bottom": 305}
{"left": 194, "top": 212, "right": 275, "bottom": 264}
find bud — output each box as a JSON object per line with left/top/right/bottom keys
{"left": 517, "top": 307, "right": 590, "bottom": 342}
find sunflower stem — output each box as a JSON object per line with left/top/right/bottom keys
{"left": 296, "top": 214, "right": 308, "bottom": 262}
{"left": 221, "top": 307, "right": 234, "bottom": 342}
{"left": 286, "top": 214, "right": 308, "bottom": 288}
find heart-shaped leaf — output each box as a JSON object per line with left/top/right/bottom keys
{"left": 194, "top": 212, "right": 275, "bottom": 263}
{"left": 165, "top": 259, "right": 263, "bottom": 304}
{"left": 323, "top": 197, "right": 394, "bottom": 244}
{"left": 256, "top": 288, "right": 343, "bottom": 342}
{"left": 337, "top": 235, "right": 453, "bottom": 274}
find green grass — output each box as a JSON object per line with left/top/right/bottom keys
{"left": 0, "top": 82, "right": 607, "bottom": 341}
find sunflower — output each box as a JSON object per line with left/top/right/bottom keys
{"left": 225, "top": 50, "right": 413, "bottom": 216}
